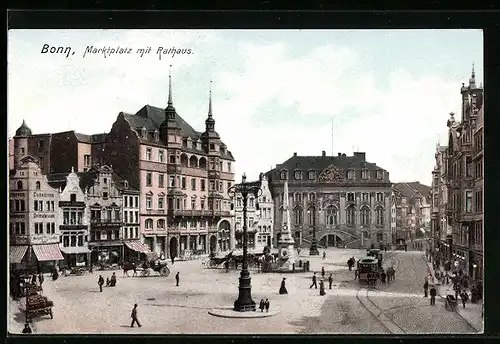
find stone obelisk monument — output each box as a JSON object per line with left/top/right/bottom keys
{"left": 277, "top": 180, "right": 297, "bottom": 271}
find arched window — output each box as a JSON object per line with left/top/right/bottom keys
{"left": 347, "top": 205, "right": 356, "bottom": 226}
{"left": 157, "top": 219, "right": 165, "bottom": 229}
{"left": 376, "top": 207, "right": 385, "bottom": 226}
{"left": 17, "top": 180, "right": 23, "bottom": 190}
{"left": 325, "top": 206, "right": 338, "bottom": 227}
{"left": 145, "top": 218, "right": 154, "bottom": 229}
{"left": 280, "top": 170, "right": 288, "bottom": 180}
{"left": 361, "top": 206, "right": 370, "bottom": 226}
{"left": 347, "top": 170, "right": 355, "bottom": 180}
{"left": 307, "top": 207, "right": 314, "bottom": 225}
{"left": 294, "top": 208, "right": 302, "bottom": 225}
{"left": 35, "top": 181, "right": 41, "bottom": 190}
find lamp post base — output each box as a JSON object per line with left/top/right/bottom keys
{"left": 309, "top": 238, "right": 320, "bottom": 256}
{"left": 233, "top": 274, "right": 256, "bottom": 312}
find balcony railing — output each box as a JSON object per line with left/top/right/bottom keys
{"left": 90, "top": 218, "right": 123, "bottom": 226}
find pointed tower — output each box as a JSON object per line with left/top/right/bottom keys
{"left": 277, "top": 180, "right": 296, "bottom": 270}
{"left": 13, "top": 120, "right": 32, "bottom": 170}
{"left": 160, "top": 65, "right": 182, "bottom": 147}
{"left": 200, "top": 81, "right": 221, "bottom": 151}
{"left": 469, "top": 63, "right": 476, "bottom": 89}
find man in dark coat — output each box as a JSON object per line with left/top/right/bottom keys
{"left": 460, "top": 290, "right": 469, "bottom": 308}
{"left": 130, "top": 304, "right": 142, "bottom": 327}
{"left": 98, "top": 275, "right": 104, "bottom": 292}
{"left": 175, "top": 272, "right": 180, "bottom": 286}
{"left": 429, "top": 285, "right": 437, "bottom": 305}
{"left": 38, "top": 273, "right": 45, "bottom": 288}
{"left": 321, "top": 267, "right": 325, "bottom": 278}
{"left": 259, "top": 298, "right": 265, "bottom": 312}
{"left": 423, "top": 279, "right": 429, "bottom": 297}
{"left": 328, "top": 274, "right": 333, "bottom": 289}
{"left": 310, "top": 272, "right": 318, "bottom": 289}
{"left": 264, "top": 299, "right": 270, "bottom": 312}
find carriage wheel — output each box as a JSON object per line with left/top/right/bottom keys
{"left": 160, "top": 267, "right": 170, "bottom": 277}
{"left": 76, "top": 268, "right": 84, "bottom": 276}
{"left": 141, "top": 269, "right": 150, "bottom": 277}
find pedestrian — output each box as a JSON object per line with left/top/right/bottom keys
{"left": 264, "top": 298, "right": 270, "bottom": 312}
{"left": 423, "top": 279, "right": 429, "bottom": 297}
{"left": 321, "top": 267, "right": 325, "bottom": 278}
{"left": 455, "top": 284, "right": 461, "bottom": 300}
{"left": 460, "top": 290, "right": 469, "bottom": 308}
{"left": 319, "top": 279, "right": 326, "bottom": 296}
{"left": 22, "top": 323, "right": 32, "bottom": 334}
{"left": 130, "top": 304, "right": 142, "bottom": 327}
{"left": 354, "top": 268, "right": 358, "bottom": 280}
{"left": 279, "top": 278, "right": 288, "bottom": 294}
{"left": 175, "top": 272, "right": 180, "bottom": 286}
{"left": 106, "top": 278, "right": 110, "bottom": 287}
{"left": 259, "top": 298, "right": 265, "bottom": 312}
{"left": 380, "top": 270, "right": 386, "bottom": 283}
{"left": 297, "top": 248, "right": 301, "bottom": 256}
{"left": 347, "top": 258, "right": 352, "bottom": 271}
{"left": 171, "top": 255, "right": 175, "bottom": 265}
{"left": 110, "top": 272, "right": 117, "bottom": 287}
{"left": 429, "top": 285, "right": 437, "bottom": 306}
{"left": 328, "top": 274, "right": 333, "bottom": 289}
{"left": 322, "top": 251, "right": 326, "bottom": 259}
{"left": 310, "top": 272, "right": 318, "bottom": 289}
{"left": 38, "top": 273, "right": 44, "bottom": 288}
{"left": 98, "top": 275, "right": 104, "bottom": 292}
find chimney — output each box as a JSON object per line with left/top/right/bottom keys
{"left": 293, "top": 152, "right": 297, "bottom": 157}
{"left": 322, "top": 151, "right": 326, "bottom": 157}
{"left": 354, "top": 152, "right": 366, "bottom": 161}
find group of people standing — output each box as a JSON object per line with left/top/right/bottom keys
{"left": 97, "top": 272, "right": 117, "bottom": 292}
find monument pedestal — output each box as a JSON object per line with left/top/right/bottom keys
{"left": 277, "top": 240, "right": 297, "bottom": 271}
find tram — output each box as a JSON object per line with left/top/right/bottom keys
{"left": 367, "top": 248, "right": 383, "bottom": 269}
{"left": 357, "top": 257, "right": 380, "bottom": 285}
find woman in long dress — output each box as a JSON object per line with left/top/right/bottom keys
{"left": 279, "top": 277, "right": 288, "bottom": 294}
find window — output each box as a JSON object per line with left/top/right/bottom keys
{"left": 294, "top": 209, "right": 302, "bottom": 225}
{"left": 361, "top": 170, "right": 369, "bottom": 179}
{"left": 376, "top": 193, "right": 384, "bottom": 202}
{"left": 169, "top": 155, "right": 176, "bottom": 164}
{"left": 191, "top": 198, "right": 196, "bottom": 209}
{"left": 135, "top": 197, "right": 139, "bottom": 208}
{"left": 158, "top": 173, "right": 164, "bottom": 188}
{"left": 308, "top": 171, "right": 316, "bottom": 180}
{"left": 146, "top": 172, "right": 152, "bottom": 187}
{"left": 158, "top": 150, "right": 164, "bottom": 162}
{"left": 154, "top": 130, "right": 159, "bottom": 141}
{"left": 158, "top": 196, "right": 164, "bottom": 209}
{"left": 361, "top": 207, "right": 370, "bottom": 226}
{"left": 169, "top": 176, "right": 175, "bottom": 187}
{"left": 280, "top": 171, "right": 287, "bottom": 180}
{"left": 63, "top": 236, "right": 69, "bottom": 247}
{"left": 38, "top": 140, "right": 44, "bottom": 149}
{"left": 236, "top": 198, "right": 242, "bottom": 207}
{"left": 135, "top": 211, "right": 138, "bottom": 222}
{"left": 78, "top": 235, "right": 84, "bottom": 246}
{"left": 465, "top": 191, "right": 473, "bottom": 213}
{"left": 347, "top": 170, "right": 354, "bottom": 179}
{"left": 201, "top": 179, "right": 206, "bottom": 191}
{"left": 103, "top": 177, "right": 108, "bottom": 184}
{"left": 21, "top": 148, "right": 25, "bottom": 155}
{"left": 376, "top": 170, "right": 383, "bottom": 179}
{"left": 84, "top": 154, "right": 91, "bottom": 166}
{"left": 347, "top": 193, "right": 355, "bottom": 202}
{"left": 294, "top": 171, "right": 302, "bottom": 180}
{"left": 181, "top": 177, "right": 186, "bottom": 189}
{"left": 70, "top": 193, "right": 77, "bottom": 202}
{"left": 347, "top": 206, "right": 356, "bottom": 225}
{"left": 210, "top": 180, "right": 215, "bottom": 191}
{"left": 210, "top": 143, "right": 215, "bottom": 150}
{"left": 191, "top": 178, "right": 197, "bottom": 191}
{"left": 219, "top": 161, "right": 223, "bottom": 171}
{"left": 124, "top": 197, "right": 128, "bottom": 207}
{"left": 145, "top": 219, "right": 153, "bottom": 229}
{"left": 146, "top": 196, "right": 152, "bottom": 209}
{"left": 70, "top": 235, "right": 77, "bottom": 247}
{"left": 228, "top": 162, "right": 232, "bottom": 172}
{"left": 46, "top": 223, "right": 51, "bottom": 234}
{"left": 249, "top": 198, "right": 254, "bottom": 207}
{"left": 325, "top": 206, "right": 338, "bottom": 226}
{"left": 200, "top": 199, "right": 205, "bottom": 210}
{"left": 51, "top": 223, "right": 55, "bottom": 234}
{"left": 100, "top": 230, "right": 108, "bottom": 241}
{"left": 17, "top": 181, "right": 23, "bottom": 190}
{"left": 362, "top": 193, "right": 369, "bottom": 202}
{"left": 376, "top": 207, "right": 385, "bottom": 226}
{"left": 157, "top": 219, "right": 165, "bottom": 229}
{"left": 146, "top": 148, "right": 152, "bottom": 161}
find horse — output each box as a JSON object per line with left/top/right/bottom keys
{"left": 121, "top": 261, "right": 137, "bottom": 277}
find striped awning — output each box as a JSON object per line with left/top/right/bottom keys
{"left": 60, "top": 246, "right": 91, "bottom": 254}
{"left": 32, "top": 244, "right": 64, "bottom": 261}
{"left": 124, "top": 241, "right": 151, "bottom": 253}
{"left": 10, "top": 246, "right": 28, "bottom": 264}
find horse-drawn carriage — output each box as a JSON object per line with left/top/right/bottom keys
{"left": 122, "top": 257, "right": 171, "bottom": 277}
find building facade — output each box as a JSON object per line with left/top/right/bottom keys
{"left": 442, "top": 67, "right": 483, "bottom": 282}
{"left": 102, "top": 73, "right": 235, "bottom": 258}
{"left": 231, "top": 173, "right": 274, "bottom": 252}
{"left": 266, "top": 151, "right": 392, "bottom": 249}
{"left": 9, "top": 153, "right": 64, "bottom": 271}
{"left": 392, "top": 182, "right": 432, "bottom": 244}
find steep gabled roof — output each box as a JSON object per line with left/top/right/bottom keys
{"left": 393, "top": 182, "right": 431, "bottom": 200}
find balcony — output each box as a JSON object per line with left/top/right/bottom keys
{"left": 90, "top": 218, "right": 123, "bottom": 227}
{"left": 144, "top": 209, "right": 166, "bottom": 216}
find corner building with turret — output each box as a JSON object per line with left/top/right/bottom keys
{"left": 102, "top": 74, "right": 235, "bottom": 259}
{"left": 266, "top": 151, "right": 392, "bottom": 249}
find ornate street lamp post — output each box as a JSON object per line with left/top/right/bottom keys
{"left": 23, "top": 274, "right": 32, "bottom": 332}
{"left": 228, "top": 173, "right": 262, "bottom": 312}
{"left": 307, "top": 200, "right": 320, "bottom": 256}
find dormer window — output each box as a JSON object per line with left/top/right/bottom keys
{"left": 124, "top": 180, "right": 129, "bottom": 189}
{"left": 376, "top": 170, "right": 383, "bottom": 179}
{"left": 308, "top": 171, "right": 316, "bottom": 180}
{"left": 141, "top": 127, "right": 146, "bottom": 138}
{"left": 154, "top": 130, "right": 159, "bottom": 141}
{"left": 280, "top": 170, "right": 288, "bottom": 180}
{"left": 294, "top": 170, "right": 302, "bottom": 180}
{"left": 209, "top": 143, "right": 215, "bottom": 151}
{"left": 103, "top": 178, "right": 108, "bottom": 184}
{"left": 347, "top": 170, "right": 355, "bottom": 180}
{"left": 361, "top": 170, "right": 369, "bottom": 180}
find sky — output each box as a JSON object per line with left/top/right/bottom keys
{"left": 8, "top": 29, "right": 483, "bottom": 185}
